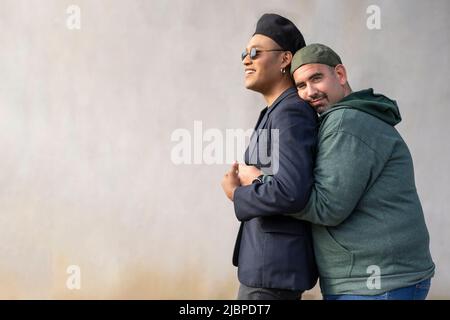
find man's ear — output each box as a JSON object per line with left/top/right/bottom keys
{"left": 281, "top": 51, "right": 293, "bottom": 69}
{"left": 334, "top": 64, "right": 348, "bottom": 85}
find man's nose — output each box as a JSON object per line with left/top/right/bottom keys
{"left": 242, "top": 54, "right": 252, "bottom": 66}
{"left": 306, "top": 84, "right": 318, "bottom": 99}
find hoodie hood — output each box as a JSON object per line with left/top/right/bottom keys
{"left": 323, "top": 88, "right": 402, "bottom": 126}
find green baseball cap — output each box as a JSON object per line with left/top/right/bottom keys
{"left": 290, "top": 43, "right": 343, "bottom": 75}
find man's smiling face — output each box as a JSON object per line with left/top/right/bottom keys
{"left": 293, "top": 63, "right": 347, "bottom": 114}
{"left": 242, "top": 34, "right": 285, "bottom": 94}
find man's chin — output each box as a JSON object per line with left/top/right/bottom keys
{"left": 244, "top": 81, "right": 260, "bottom": 92}
{"left": 314, "top": 104, "right": 330, "bottom": 114}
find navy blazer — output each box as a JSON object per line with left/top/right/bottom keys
{"left": 232, "top": 87, "right": 319, "bottom": 291}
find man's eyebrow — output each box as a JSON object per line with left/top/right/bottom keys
{"left": 295, "top": 72, "right": 323, "bottom": 87}
{"left": 295, "top": 80, "right": 305, "bottom": 87}
{"left": 244, "top": 46, "right": 256, "bottom": 52}
{"left": 247, "top": 46, "right": 267, "bottom": 50}
{"left": 308, "top": 72, "right": 323, "bottom": 80}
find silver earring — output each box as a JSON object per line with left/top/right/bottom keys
{"left": 281, "top": 68, "right": 286, "bottom": 74}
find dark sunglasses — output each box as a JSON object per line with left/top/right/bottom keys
{"left": 241, "top": 47, "right": 285, "bottom": 61}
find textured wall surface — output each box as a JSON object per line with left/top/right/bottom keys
{"left": 0, "top": 0, "right": 448, "bottom": 299}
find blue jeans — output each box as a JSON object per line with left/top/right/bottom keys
{"left": 324, "top": 279, "right": 431, "bottom": 300}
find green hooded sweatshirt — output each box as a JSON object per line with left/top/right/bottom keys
{"left": 275, "top": 88, "right": 435, "bottom": 295}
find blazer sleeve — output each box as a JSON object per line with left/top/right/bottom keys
{"left": 233, "top": 102, "right": 317, "bottom": 222}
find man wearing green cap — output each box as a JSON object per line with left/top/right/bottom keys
{"left": 237, "top": 43, "right": 435, "bottom": 300}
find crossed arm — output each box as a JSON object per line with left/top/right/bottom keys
{"left": 227, "top": 129, "right": 383, "bottom": 226}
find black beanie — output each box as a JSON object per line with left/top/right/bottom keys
{"left": 253, "top": 13, "right": 306, "bottom": 54}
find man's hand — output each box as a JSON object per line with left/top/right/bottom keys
{"left": 221, "top": 162, "right": 241, "bottom": 201}
{"left": 238, "top": 164, "right": 262, "bottom": 186}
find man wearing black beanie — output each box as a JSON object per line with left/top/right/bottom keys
{"left": 221, "top": 13, "right": 318, "bottom": 300}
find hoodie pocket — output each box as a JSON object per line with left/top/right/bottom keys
{"left": 313, "top": 226, "right": 354, "bottom": 279}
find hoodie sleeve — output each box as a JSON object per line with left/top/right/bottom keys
{"left": 289, "top": 129, "right": 384, "bottom": 226}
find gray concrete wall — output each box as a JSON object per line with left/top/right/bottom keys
{"left": 0, "top": 0, "right": 448, "bottom": 299}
